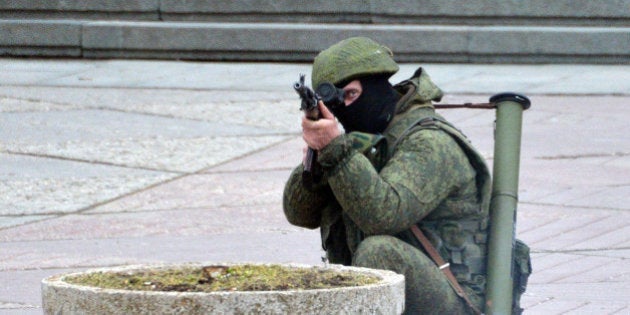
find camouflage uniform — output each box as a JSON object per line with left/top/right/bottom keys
{"left": 284, "top": 40, "right": 491, "bottom": 314}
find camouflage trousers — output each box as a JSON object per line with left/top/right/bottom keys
{"left": 353, "top": 235, "right": 474, "bottom": 315}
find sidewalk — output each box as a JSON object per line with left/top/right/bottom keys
{"left": 1, "top": 59, "right": 629, "bottom": 314}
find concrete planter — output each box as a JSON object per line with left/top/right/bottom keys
{"left": 42, "top": 262, "right": 405, "bottom": 314}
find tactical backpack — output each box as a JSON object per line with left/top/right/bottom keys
{"left": 392, "top": 110, "right": 532, "bottom": 314}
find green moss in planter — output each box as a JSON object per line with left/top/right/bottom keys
{"left": 65, "top": 264, "right": 380, "bottom": 293}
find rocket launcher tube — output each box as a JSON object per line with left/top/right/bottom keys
{"left": 485, "top": 93, "right": 530, "bottom": 315}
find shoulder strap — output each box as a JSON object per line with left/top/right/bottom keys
{"left": 390, "top": 116, "right": 436, "bottom": 151}
{"left": 392, "top": 114, "right": 464, "bottom": 152}
{"left": 411, "top": 225, "right": 483, "bottom": 314}
{"left": 392, "top": 113, "right": 492, "bottom": 215}
{"left": 392, "top": 112, "right": 487, "bottom": 314}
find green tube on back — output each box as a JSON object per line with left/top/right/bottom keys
{"left": 485, "top": 93, "right": 530, "bottom": 315}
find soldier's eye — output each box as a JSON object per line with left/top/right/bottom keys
{"left": 346, "top": 90, "right": 359, "bottom": 98}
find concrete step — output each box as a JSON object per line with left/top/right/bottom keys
{"left": 2, "top": 0, "right": 629, "bottom": 26}
{"left": 1, "top": 20, "right": 629, "bottom": 64}
{"left": 0, "top": 0, "right": 159, "bottom": 21}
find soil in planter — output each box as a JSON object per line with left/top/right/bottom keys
{"left": 65, "top": 264, "right": 380, "bottom": 293}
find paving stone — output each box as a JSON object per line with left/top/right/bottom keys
{"left": 591, "top": 249, "right": 630, "bottom": 260}
{"left": 562, "top": 303, "right": 629, "bottom": 315}
{"left": 526, "top": 282, "right": 629, "bottom": 307}
{"left": 0, "top": 231, "right": 322, "bottom": 271}
{"left": 553, "top": 252, "right": 630, "bottom": 284}
{"left": 564, "top": 185, "right": 630, "bottom": 210}
{"left": 0, "top": 95, "right": 80, "bottom": 112}
{"left": 0, "top": 69, "right": 79, "bottom": 87}
{"left": 450, "top": 69, "right": 562, "bottom": 95}
{"left": 0, "top": 268, "right": 78, "bottom": 311}
{"left": 88, "top": 170, "right": 292, "bottom": 213}
{"left": 12, "top": 135, "right": 289, "bottom": 173}
{"left": 0, "top": 215, "right": 53, "bottom": 229}
{"left": 209, "top": 137, "right": 303, "bottom": 173}
{"left": 42, "top": 59, "right": 202, "bottom": 88}
{"left": 1, "top": 109, "right": 277, "bottom": 144}
{"left": 112, "top": 99, "right": 301, "bottom": 134}
{"left": 535, "top": 186, "right": 629, "bottom": 211}
{"left": 527, "top": 250, "right": 630, "bottom": 287}
{"left": 604, "top": 155, "right": 630, "bottom": 170}
{"left": 528, "top": 66, "right": 630, "bottom": 94}
{"left": 524, "top": 296, "right": 601, "bottom": 315}
{"left": 0, "top": 153, "right": 172, "bottom": 215}
{"left": 1, "top": 109, "right": 287, "bottom": 173}
{"left": 0, "top": 58, "right": 101, "bottom": 75}
{"left": 516, "top": 204, "right": 558, "bottom": 235}
{"left": 518, "top": 207, "right": 617, "bottom": 249}
{"left": 2, "top": 61, "right": 629, "bottom": 96}
{"left": 0, "top": 204, "right": 299, "bottom": 242}
{"left": 569, "top": 226, "right": 630, "bottom": 253}
{"left": 0, "top": 85, "right": 296, "bottom": 110}
{"left": 533, "top": 254, "right": 620, "bottom": 283}
{"left": 131, "top": 62, "right": 312, "bottom": 91}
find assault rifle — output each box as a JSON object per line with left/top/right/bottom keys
{"left": 293, "top": 74, "right": 323, "bottom": 188}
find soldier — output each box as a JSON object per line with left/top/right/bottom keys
{"left": 283, "top": 37, "right": 491, "bottom": 314}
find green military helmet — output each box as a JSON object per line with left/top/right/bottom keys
{"left": 312, "top": 37, "right": 400, "bottom": 88}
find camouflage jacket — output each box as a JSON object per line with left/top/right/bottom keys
{"left": 283, "top": 68, "right": 491, "bottom": 294}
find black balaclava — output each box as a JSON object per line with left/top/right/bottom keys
{"left": 331, "top": 75, "right": 399, "bottom": 134}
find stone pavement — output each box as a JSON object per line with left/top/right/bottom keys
{"left": 1, "top": 59, "right": 629, "bottom": 314}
